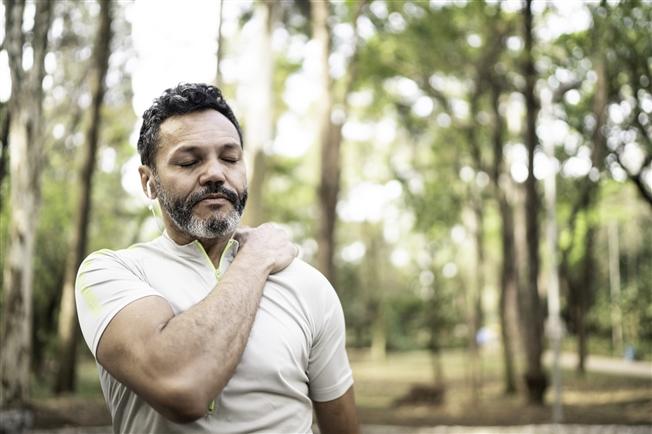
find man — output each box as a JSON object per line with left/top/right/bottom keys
{"left": 75, "top": 83, "right": 359, "bottom": 434}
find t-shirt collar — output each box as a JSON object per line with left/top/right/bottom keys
{"left": 161, "top": 231, "right": 239, "bottom": 278}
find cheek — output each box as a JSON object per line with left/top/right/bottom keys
{"left": 159, "top": 175, "right": 193, "bottom": 199}
{"left": 227, "top": 169, "right": 247, "bottom": 193}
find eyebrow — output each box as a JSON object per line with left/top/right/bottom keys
{"left": 170, "top": 142, "right": 242, "bottom": 156}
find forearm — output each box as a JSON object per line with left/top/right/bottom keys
{"left": 314, "top": 387, "right": 360, "bottom": 434}
{"left": 139, "top": 251, "right": 273, "bottom": 415}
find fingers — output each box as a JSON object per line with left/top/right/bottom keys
{"left": 235, "top": 222, "right": 299, "bottom": 273}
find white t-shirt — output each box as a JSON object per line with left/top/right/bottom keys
{"left": 75, "top": 233, "right": 353, "bottom": 434}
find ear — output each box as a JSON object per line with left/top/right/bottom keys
{"left": 138, "top": 165, "right": 156, "bottom": 199}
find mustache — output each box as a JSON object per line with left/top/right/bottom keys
{"left": 187, "top": 184, "right": 241, "bottom": 209}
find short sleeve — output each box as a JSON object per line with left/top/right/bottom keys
{"left": 75, "top": 249, "right": 162, "bottom": 358}
{"left": 307, "top": 281, "right": 354, "bottom": 402}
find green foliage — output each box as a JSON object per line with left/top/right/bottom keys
{"left": 2, "top": 0, "right": 651, "bottom": 400}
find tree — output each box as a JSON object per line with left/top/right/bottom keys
{"left": 312, "top": 0, "right": 336, "bottom": 284}
{"left": 54, "top": 0, "right": 113, "bottom": 393}
{"left": 240, "top": 1, "right": 276, "bottom": 228}
{"left": 489, "top": 73, "right": 520, "bottom": 394}
{"left": 520, "top": 0, "right": 547, "bottom": 404}
{"left": 0, "top": 0, "right": 53, "bottom": 411}
{"left": 314, "top": 0, "right": 366, "bottom": 284}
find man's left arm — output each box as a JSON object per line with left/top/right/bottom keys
{"left": 314, "top": 386, "right": 360, "bottom": 434}
{"left": 305, "top": 267, "right": 359, "bottom": 433}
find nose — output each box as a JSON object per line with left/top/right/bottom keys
{"left": 198, "top": 157, "right": 227, "bottom": 185}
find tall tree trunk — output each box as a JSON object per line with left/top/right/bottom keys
{"left": 364, "top": 222, "right": 386, "bottom": 361}
{"left": 572, "top": 53, "right": 608, "bottom": 375}
{"left": 313, "top": 0, "right": 366, "bottom": 284}
{"left": 241, "top": 1, "right": 275, "bottom": 227}
{"left": 521, "top": 0, "right": 547, "bottom": 404}
{"left": 0, "top": 0, "right": 53, "bottom": 413}
{"left": 498, "top": 189, "right": 520, "bottom": 395}
{"left": 463, "top": 200, "right": 485, "bottom": 402}
{"left": 576, "top": 226, "right": 595, "bottom": 375}
{"left": 541, "top": 74, "right": 564, "bottom": 423}
{"left": 489, "top": 81, "right": 518, "bottom": 394}
{"left": 54, "top": 0, "right": 113, "bottom": 393}
{"left": 214, "top": 0, "right": 224, "bottom": 87}
{"left": 0, "top": 103, "right": 10, "bottom": 203}
{"left": 608, "top": 222, "right": 623, "bottom": 356}
{"left": 312, "top": 0, "right": 337, "bottom": 283}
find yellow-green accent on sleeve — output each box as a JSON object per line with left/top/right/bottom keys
{"left": 208, "top": 399, "right": 215, "bottom": 413}
{"left": 77, "top": 257, "right": 102, "bottom": 316}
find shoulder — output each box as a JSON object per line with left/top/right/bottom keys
{"left": 81, "top": 238, "right": 162, "bottom": 265}
{"left": 77, "top": 238, "right": 163, "bottom": 278}
{"left": 273, "top": 258, "right": 335, "bottom": 295}
{"left": 269, "top": 259, "right": 343, "bottom": 320}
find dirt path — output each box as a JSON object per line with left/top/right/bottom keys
{"left": 544, "top": 352, "right": 652, "bottom": 378}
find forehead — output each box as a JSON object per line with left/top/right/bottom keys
{"left": 158, "top": 109, "right": 241, "bottom": 153}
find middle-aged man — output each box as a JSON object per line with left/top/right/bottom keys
{"left": 75, "top": 83, "right": 359, "bottom": 434}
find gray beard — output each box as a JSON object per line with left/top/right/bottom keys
{"left": 154, "top": 176, "right": 245, "bottom": 239}
{"left": 180, "top": 209, "right": 241, "bottom": 239}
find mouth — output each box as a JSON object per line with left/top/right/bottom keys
{"left": 195, "top": 193, "right": 232, "bottom": 207}
{"left": 199, "top": 194, "right": 227, "bottom": 202}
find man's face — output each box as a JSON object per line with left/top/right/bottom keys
{"left": 151, "top": 109, "right": 247, "bottom": 240}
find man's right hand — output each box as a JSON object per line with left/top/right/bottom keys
{"left": 234, "top": 223, "right": 298, "bottom": 274}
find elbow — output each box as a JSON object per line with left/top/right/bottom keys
{"left": 153, "top": 378, "right": 214, "bottom": 424}
{"left": 162, "top": 403, "right": 206, "bottom": 424}
{"left": 136, "top": 353, "right": 231, "bottom": 423}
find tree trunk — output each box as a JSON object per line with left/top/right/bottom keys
{"left": 0, "top": 0, "right": 53, "bottom": 413}
{"left": 576, "top": 223, "right": 597, "bottom": 374}
{"left": 214, "top": 0, "right": 224, "bottom": 87}
{"left": 241, "top": 1, "right": 275, "bottom": 227}
{"left": 312, "top": 0, "right": 337, "bottom": 283}
{"left": 569, "top": 51, "right": 608, "bottom": 375}
{"left": 313, "top": 0, "right": 366, "bottom": 284}
{"left": 489, "top": 81, "right": 519, "bottom": 394}
{"left": 0, "top": 103, "right": 10, "bottom": 203}
{"left": 365, "top": 223, "right": 386, "bottom": 361}
{"left": 608, "top": 222, "right": 623, "bottom": 356}
{"left": 498, "top": 191, "right": 519, "bottom": 395}
{"left": 464, "top": 199, "right": 485, "bottom": 402}
{"left": 370, "top": 299, "right": 386, "bottom": 361}
{"left": 54, "top": 0, "right": 113, "bottom": 393}
{"left": 521, "top": 0, "right": 547, "bottom": 404}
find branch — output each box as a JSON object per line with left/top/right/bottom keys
{"left": 614, "top": 148, "right": 652, "bottom": 210}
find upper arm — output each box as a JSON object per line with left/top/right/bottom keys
{"left": 96, "top": 295, "right": 175, "bottom": 396}
{"left": 313, "top": 386, "right": 360, "bottom": 434}
{"left": 75, "top": 250, "right": 162, "bottom": 357}
{"left": 307, "top": 273, "right": 354, "bottom": 401}
{"left": 75, "top": 252, "right": 195, "bottom": 420}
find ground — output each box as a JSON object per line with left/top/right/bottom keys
{"left": 349, "top": 349, "right": 652, "bottom": 427}
{"left": 24, "top": 348, "right": 652, "bottom": 431}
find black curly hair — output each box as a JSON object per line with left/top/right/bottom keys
{"left": 137, "top": 83, "right": 243, "bottom": 168}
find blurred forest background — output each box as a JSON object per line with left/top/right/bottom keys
{"left": 0, "top": 0, "right": 651, "bottom": 430}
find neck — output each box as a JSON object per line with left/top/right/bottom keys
{"left": 163, "top": 215, "right": 234, "bottom": 267}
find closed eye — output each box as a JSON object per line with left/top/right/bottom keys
{"left": 177, "top": 160, "right": 197, "bottom": 167}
